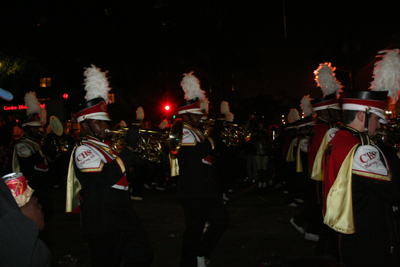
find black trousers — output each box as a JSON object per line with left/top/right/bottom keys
{"left": 293, "top": 179, "right": 322, "bottom": 235}
{"left": 180, "top": 196, "right": 229, "bottom": 267}
{"left": 85, "top": 228, "right": 153, "bottom": 267}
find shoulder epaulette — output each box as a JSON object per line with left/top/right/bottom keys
{"left": 340, "top": 125, "right": 371, "bottom": 146}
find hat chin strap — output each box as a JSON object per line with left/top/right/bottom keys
{"left": 364, "top": 107, "right": 371, "bottom": 133}
{"left": 187, "top": 113, "right": 194, "bottom": 126}
{"left": 85, "top": 120, "right": 99, "bottom": 139}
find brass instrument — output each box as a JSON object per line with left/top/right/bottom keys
{"left": 41, "top": 116, "right": 69, "bottom": 153}
{"left": 376, "top": 125, "right": 400, "bottom": 149}
{"left": 375, "top": 116, "right": 400, "bottom": 149}
{"left": 201, "top": 114, "right": 257, "bottom": 146}
{"left": 106, "top": 118, "right": 185, "bottom": 162}
{"left": 138, "top": 129, "right": 168, "bottom": 162}
{"left": 105, "top": 127, "right": 129, "bottom": 153}
{"left": 105, "top": 127, "right": 171, "bottom": 162}
{"left": 106, "top": 113, "right": 255, "bottom": 160}
{"left": 201, "top": 118, "right": 241, "bottom": 146}
{"left": 169, "top": 119, "right": 183, "bottom": 156}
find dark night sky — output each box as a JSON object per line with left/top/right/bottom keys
{"left": 1, "top": 0, "right": 400, "bottom": 122}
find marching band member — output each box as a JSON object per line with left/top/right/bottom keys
{"left": 253, "top": 118, "right": 272, "bottom": 189}
{"left": 13, "top": 92, "right": 56, "bottom": 222}
{"left": 290, "top": 96, "right": 320, "bottom": 241}
{"left": 213, "top": 101, "right": 238, "bottom": 199}
{"left": 305, "top": 63, "right": 342, "bottom": 257}
{"left": 67, "top": 65, "right": 152, "bottom": 266}
{"left": 130, "top": 106, "right": 148, "bottom": 200}
{"left": 175, "top": 72, "right": 229, "bottom": 267}
{"left": 1, "top": 89, "right": 51, "bottom": 266}
{"left": 283, "top": 108, "right": 301, "bottom": 207}
{"left": 323, "top": 50, "right": 400, "bottom": 266}
{"left": 309, "top": 62, "right": 343, "bottom": 182}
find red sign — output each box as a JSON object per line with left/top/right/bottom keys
{"left": 3, "top": 103, "right": 45, "bottom": 111}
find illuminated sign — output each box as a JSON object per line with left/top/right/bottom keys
{"left": 3, "top": 103, "right": 45, "bottom": 111}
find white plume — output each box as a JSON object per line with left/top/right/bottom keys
{"left": 136, "top": 107, "right": 144, "bottom": 121}
{"left": 226, "top": 112, "right": 234, "bottom": 122}
{"left": 200, "top": 98, "right": 209, "bottom": 114}
{"left": 83, "top": 64, "right": 111, "bottom": 103}
{"left": 300, "top": 95, "right": 314, "bottom": 117}
{"left": 159, "top": 119, "right": 168, "bottom": 129}
{"left": 181, "top": 72, "right": 207, "bottom": 101}
{"left": 40, "top": 107, "right": 47, "bottom": 125}
{"left": 220, "top": 101, "right": 230, "bottom": 115}
{"left": 370, "top": 49, "right": 400, "bottom": 103}
{"left": 288, "top": 108, "right": 300, "bottom": 123}
{"left": 314, "top": 63, "right": 343, "bottom": 97}
{"left": 24, "top": 91, "right": 41, "bottom": 116}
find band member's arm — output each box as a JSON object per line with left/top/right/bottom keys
{"left": 180, "top": 128, "right": 215, "bottom": 159}
{"left": 352, "top": 145, "right": 400, "bottom": 205}
{"left": 74, "top": 145, "right": 136, "bottom": 186}
{"left": 41, "top": 136, "right": 59, "bottom": 162}
{"left": 16, "top": 143, "right": 47, "bottom": 167}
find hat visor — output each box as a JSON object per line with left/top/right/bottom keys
{"left": 22, "top": 121, "right": 42, "bottom": 127}
{"left": 76, "top": 112, "right": 112, "bottom": 123}
{"left": 372, "top": 111, "right": 388, "bottom": 124}
{"left": 177, "top": 108, "right": 204, "bottom": 115}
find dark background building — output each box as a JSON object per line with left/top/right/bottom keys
{"left": 1, "top": 1, "right": 400, "bottom": 128}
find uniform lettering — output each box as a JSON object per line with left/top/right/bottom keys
{"left": 360, "top": 151, "right": 377, "bottom": 163}
{"left": 77, "top": 150, "right": 93, "bottom": 161}
{"left": 17, "top": 146, "right": 27, "bottom": 152}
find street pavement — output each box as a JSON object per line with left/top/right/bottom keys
{"left": 41, "top": 182, "right": 340, "bottom": 267}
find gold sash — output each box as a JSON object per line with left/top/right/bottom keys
{"left": 311, "top": 131, "right": 329, "bottom": 181}
{"left": 65, "top": 147, "right": 82, "bottom": 213}
{"left": 296, "top": 141, "right": 303, "bottom": 173}
{"left": 324, "top": 144, "right": 358, "bottom": 234}
{"left": 286, "top": 140, "right": 295, "bottom": 162}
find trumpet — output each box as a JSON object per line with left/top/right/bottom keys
{"left": 376, "top": 125, "right": 400, "bottom": 149}
{"left": 374, "top": 115, "right": 400, "bottom": 149}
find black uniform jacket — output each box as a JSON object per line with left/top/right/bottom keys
{"left": 73, "top": 136, "right": 137, "bottom": 233}
{"left": 177, "top": 123, "right": 219, "bottom": 200}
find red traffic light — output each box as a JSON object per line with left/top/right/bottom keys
{"left": 63, "top": 93, "right": 69, "bottom": 100}
{"left": 165, "top": 105, "right": 170, "bottom": 111}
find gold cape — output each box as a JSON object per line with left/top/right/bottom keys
{"left": 323, "top": 144, "right": 358, "bottom": 234}
{"left": 286, "top": 139, "right": 295, "bottom": 162}
{"left": 65, "top": 147, "right": 82, "bottom": 213}
{"left": 311, "top": 131, "right": 329, "bottom": 181}
{"left": 296, "top": 140, "right": 303, "bottom": 173}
